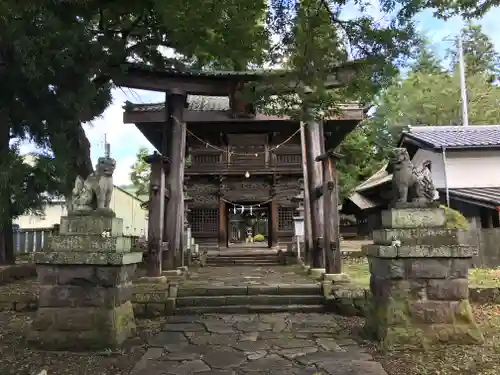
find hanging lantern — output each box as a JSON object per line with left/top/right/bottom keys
{"left": 245, "top": 171, "right": 250, "bottom": 178}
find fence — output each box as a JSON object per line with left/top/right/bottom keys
{"left": 467, "top": 227, "right": 500, "bottom": 268}
{"left": 13, "top": 228, "right": 53, "bottom": 254}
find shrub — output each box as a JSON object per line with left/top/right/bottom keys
{"left": 253, "top": 234, "right": 265, "bottom": 242}
{"left": 441, "top": 205, "right": 469, "bottom": 230}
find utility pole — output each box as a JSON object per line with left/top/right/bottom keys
{"left": 458, "top": 31, "right": 469, "bottom": 127}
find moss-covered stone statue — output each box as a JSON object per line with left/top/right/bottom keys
{"left": 388, "top": 147, "right": 436, "bottom": 205}
{"left": 69, "top": 144, "right": 115, "bottom": 215}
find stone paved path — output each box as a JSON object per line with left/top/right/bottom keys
{"left": 183, "top": 266, "right": 315, "bottom": 287}
{"left": 131, "top": 313, "right": 388, "bottom": 375}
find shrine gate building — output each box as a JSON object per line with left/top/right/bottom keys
{"left": 121, "top": 66, "right": 364, "bottom": 252}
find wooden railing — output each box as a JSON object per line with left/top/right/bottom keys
{"left": 187, "top": 149, "right": 303, "bottom": 173}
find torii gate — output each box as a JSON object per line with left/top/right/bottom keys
{"left": 113, "top": 62, "right": 362, "bottom": 277}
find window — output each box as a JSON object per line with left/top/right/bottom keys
{"left": 189, "top": 208, "right": 219, "bottom": 233}
{"left": 278, "top": 207, "right": 294, "bottom": 231}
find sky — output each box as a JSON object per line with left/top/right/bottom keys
{"left": 19, "top": 5, "right": 500, "bottom": 186}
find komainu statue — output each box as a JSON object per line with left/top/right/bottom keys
{"left": 388, "top": 147, "right": 436, "bottom": 205}
{"left": 69, "top": 153, "right": 116, "bottom": 215}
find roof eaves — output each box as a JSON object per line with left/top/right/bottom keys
{"left": 398, "top": 132, "right": 441, "bottom": 150}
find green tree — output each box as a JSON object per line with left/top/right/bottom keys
{"left": 370, "top": 24, "right": 500, "bottom": 133}
{"left": 130, "top": 147, "right": 151, "bottom": 197}
{"left": 0, "top": 0, "right": 270, "bottom": 263}
{"left": 411, "top": 40, "right": 443, "bottom": 74}
{"left": 337, "top": 126, "right": 388, "bottom": 200}
{"left": 449, "top": 23, "right": 500, "bottom": 79}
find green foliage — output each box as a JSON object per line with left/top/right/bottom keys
{"left": 411, "top": 39, "right": 443, "bottom": 74}
{"left": 448, "top": 23, "right": 500, "bottom": 80}
{"left": 6, "top": 146, "right": 62, "bottom": 219}
{"left": 253, "top": 234, "right": 265, "bottom": 242}
{"left": 442, "top": 205, "right": 469, "bottom": 230}
{"left": 368, "top": 24, "right": 500, "bottom": 139}
{"left": 130, "top": 147, "right": 151, "bottom": 197}
{"left": 428, "top": 0, "right": 498, "bottom": 21}
{"left": 337, "top": 126, "right": 388, "bottom": 199}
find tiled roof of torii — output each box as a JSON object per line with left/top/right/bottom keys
{"left": 125, "top": 96, "right": 363, "bottom": 113}
{"left": 126, "top": 96, "right": 230, "bottom": 112}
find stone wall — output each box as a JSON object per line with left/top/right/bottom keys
{"left": 0, "top": 264, "right": 36, "bottom": 285}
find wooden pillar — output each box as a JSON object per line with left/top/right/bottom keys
{"left": 145, "top": 152, "right": 168, "bottom": 276}
{"left": 219, "top": 199, "right": 227, "bottom": 248}
{"left": 300, "top": 122, "right": 313, "bottom": 265}
{"left": 304, "top": 117, "right": 325, "bottom": 269}
{"left": 164, "top": 89, "right": 187, "bottom": 270}
{"left": 269, "top": 200, "right": 278, "bottom": 248}
{"left": 316, "top": 150, "right": 342, "bottom": 274}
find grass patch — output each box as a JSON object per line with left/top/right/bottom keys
{"left": 469, "top": 268, "right": 500, "bottom": 288}
{"left": 342, "top": 262, "right": 370, "bottom": 287}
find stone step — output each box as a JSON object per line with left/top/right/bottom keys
{"left": 177, "top": 284, "right": 321, "bottom": 297}
{"left": 206, "top": 260, "right": 281, "bottom": 265}
{"left": 176, "top": 294, "right": 324, "bottom": 307}
{"left": 207, "top": 255, "right": 279, "bottom": 260}
{"left": 174, "top": 304, "right": 326, "bottom": 315}
{"left": 206, "top": 263, "right": 282, "bottom": 268}
{"left": 207, "top": 256, "right": 279, "bottom": 261}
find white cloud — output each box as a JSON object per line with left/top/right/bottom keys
{"left": 111, "top": 155, "right": 137, "bottom": 186}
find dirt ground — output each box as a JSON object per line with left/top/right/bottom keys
{"left": 0, "top": 310, "right": 166, "bottom": 375}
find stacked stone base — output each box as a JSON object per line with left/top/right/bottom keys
{"left": 29, "top": 215, "right": 142, "bottom": 350}
{"left": 28, "top": 301, "right": 136, "bottom": 350}
{"left": 362, "top": 206, "right": 484, "bottom": 349}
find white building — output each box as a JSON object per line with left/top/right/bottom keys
{"left": 14, "top": 186, "right": 148, "bottom": 237}
{"left": 344, "top": 125, "right": 500, "bottom": 233}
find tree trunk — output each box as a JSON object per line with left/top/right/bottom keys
{"left": 49, "top": 121, "right": 94, "bottom": 206}
{"left": 0, "top": 122, "right": 15, "bottom": 265}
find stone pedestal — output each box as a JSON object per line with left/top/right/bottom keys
{"left": 362, "top": 206, "right": 483, "bottom": 349}
{"left": 28, "top": 215, "right": 143, "bottom": 350}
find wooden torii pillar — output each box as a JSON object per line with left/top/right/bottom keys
{"left": 164, "top": 89, "right": 187, "bottom": 270}
{"left": 316, "top": 149, "right": 342, "bottom": 274}
{"left": 145, "top": 152, "right": 169, "bottom": 277}
{"left": 303, "top": 115, "right": 326, "bottom": 269}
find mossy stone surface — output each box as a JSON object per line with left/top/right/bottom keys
{"left": 60, "top": 216, "right": 124, "bottom": 236}
{"left": 28, "top": 301, "right": 137, "bottom": 350}
{"left": 381, "top": 208, "right": 446, "bottom": 229}
{"left": 49, "top": 235, "right": 132, "bottom": 253}
{"left": 363, "top": 293, "right": 484, "bottom": 349}
{"left": 34, "top": 251, "right": 142, "bottom": 265}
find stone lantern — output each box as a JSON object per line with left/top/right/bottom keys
{"left": 183, "top": 190, "right": 193, "bottom": 266}
{"left": 291, "top": 191, "right": 305, "bottom": 261}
